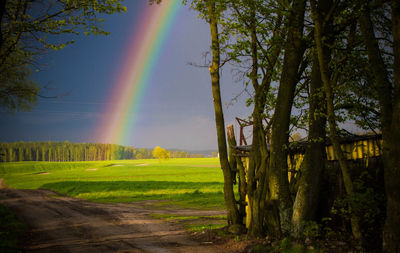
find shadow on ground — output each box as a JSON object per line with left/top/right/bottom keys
{"left": 40, "top": 181, "right": 226, "bottom": 209}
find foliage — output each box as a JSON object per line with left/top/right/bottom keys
{"left": 0, "top": 141, "right": 202, "bottom": 162}
{"left": 178, "top": 0, "right": 397, "bottom": 249}
{"left": 152, "top": 146, "right": 170, "bottom": 160}
{"left": 0, "top": 0, "right": 126, "bottom": 111}
{"left": 0, "top": 47, "right": 39, "bottom": 111}
{"left": 264, "top": 237, "right": 319, "bottom": 253}
{"left": 302, "top": 221, "right": 321, "bottom": 239}
{"left": 0, "top": 141, "right": 153, "bottom": 161}
{"left": 330, "top": 170, "right": 385, "bottom": 249}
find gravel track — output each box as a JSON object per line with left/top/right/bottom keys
{"left": 0, "top": 187, "right": 229, "bottom": 253}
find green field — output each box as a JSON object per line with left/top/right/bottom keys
{"left": 0, "top": 158, "right": 226, "bottom": 209}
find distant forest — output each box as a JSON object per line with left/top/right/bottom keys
{"left": 0, "top": 142, "right": 205, "bottom": 162}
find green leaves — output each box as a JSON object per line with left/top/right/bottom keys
{"left": 153, "top": 146, "right": 170, "bottom": 160}
{"left": 0, "top": 0, "right": 126, "bottom": 111}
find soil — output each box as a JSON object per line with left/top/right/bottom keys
{"left": 0, "top": 185, "right": 250, "bottom": 253}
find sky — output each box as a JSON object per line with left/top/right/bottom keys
{"left": 0, "top": 1, "right": 252, "bottom": 151}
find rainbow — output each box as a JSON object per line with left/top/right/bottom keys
{"left": 97, "top": 1, "right": 181, "bottom": 145}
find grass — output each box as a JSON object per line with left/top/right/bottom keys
{"left": 151, "top": 213, "right": 227, "bottom": 233}
{"left": 0, "top": 204, "right": 26, "bottom": 252}
{"left": 0, "top": 158, "right": 227, "bottom": 209}
{"left": 151, "top": 213, "right": 227, "bottom": 221}
{"left": 185, "top": 223, "right": 226, "bottom": 232}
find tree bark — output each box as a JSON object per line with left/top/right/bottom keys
{"left": 268, "top": 0, "right": 306, "bottom": 236}
{"left": 236, "top": 154, "right": 247, "bottom": 221}
{"left": 227, "top": 125, "right": 246, "bottom": 223}
{"left": 310, "top": 0, "right": 362, "bottom": 241}
{"left": 358, "top": 3, "right": 392, "bottom": 136}
{"left": 383, "top": 1, "right": 400, "bottom": 251}
{"left": 247, "top": 85, "right": 270, "bottom": 237}
{"left": 207, "top": 0, "right": 241, "bottom": 227}
{"left": 358, "top": 1, "right": 400, "bottom": 251}
{"left": 292, "top": 0, "right": 332, "bottom": 239}
{"left": 291, "top": 51, "right": 326, "bottom": 238}
{"left": 244, "top": 3, "right": 285, "bottom": 237}
{"left": 227, "top": 124, "right": 237, "bottom": 184}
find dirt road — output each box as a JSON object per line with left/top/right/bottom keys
{"left": 0, "top": 188, "right": 234, "bottom": 253}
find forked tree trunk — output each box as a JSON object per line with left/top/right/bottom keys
{"left": 268, "top": 0, "right": 306, "bottom": 236}
{"left": 244, "top": 4, "right": 281, "bottom": 237}
{"left": 207, "top": 0, "right": 241, "bottom": 226}
{"left": 247, "top": 88, "right": 271, "bottom": 237}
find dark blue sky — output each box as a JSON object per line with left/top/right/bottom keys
{"left": 0, "top": 1, "right": 252, "bottom": 150}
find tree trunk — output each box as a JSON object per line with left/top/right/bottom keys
{"left": 207, "top": 0, "right": 241, "bottom": 226}
{"left": 384, "top": 1, "right": 400, "bottom": 251}
{"left": 358, "top": 1, "right": 400, "bottom": 251}
{"left": 236, "top": 154, "right": 247, "bottom": 221}
{"left": 227, "top": 125, "right": 237, "bottom": 184}
{"left": 227, "top": 125, "right": 246, "bottom": 223}
{"left": 247, "top": 86, "right": 271, "bottom": 237}
{"left": 268, "top": 0, "right": 306, "bottom": 236}
{"left": 245, "top": 3, "right": 285, "bottom": 236}
{"left": 291, "top": 52, "right": 326, "bottom": 238}
{"left": 311, "top": 0, "right": 362, "bottom": 241}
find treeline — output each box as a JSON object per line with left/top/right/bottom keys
{"left": 169, "top": 150, "right": 206, "bottom": 159}
{"left": 0, "top": 142, "right": 203, "bottom": 162}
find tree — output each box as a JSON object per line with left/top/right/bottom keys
{"left": 190, "top": 0, "right": 310, "bottom": 238}
{"left": 225, "top": 0, "right": 284, "bottom": 237}
{"left": 189, "top": 0, "right": 394, "bottom": 249}
{"left": 268, "top": 0, "right": 307, "bottom": 236}
{"left": 189, "top": 0, "right": 242, "bottom": 228}
{"left": 291, "top": 41, "right": 326, "bottom": 238}
{"left": 357, "top": 1, "right": 400, "bottom": 251}
{"left": 205, "top": 0, "right": 242, "bottom": 227}
{"left": 152, "top": 146, "right": 170, "bottom": 160}
{"left": 0, "top": 0, "right": 126, "bottom": 111}
{"left": 310, "top": 0, "right": 363, "bottom": 241}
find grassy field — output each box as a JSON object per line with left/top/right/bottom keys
{"left": 0, "top": 158, "right": 226, "bottom": 209}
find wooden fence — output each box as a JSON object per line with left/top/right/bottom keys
{"left": 232, "top": 134, "right": 384, "bottom": 230}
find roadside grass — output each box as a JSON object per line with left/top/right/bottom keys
{"left": 0, "top": 158, "right": 227, "bottom": 209}
{"left": 185, "top": 223, "right": 226, "bottom": 232}
{"left": 151, "top": 213, "right": 227, "bottom": 221}
{"left": 0, "top": 204, "right": 26, "bottom": 253}
{"left": 151, "top": 213, "right": 227, "bottom": 233}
